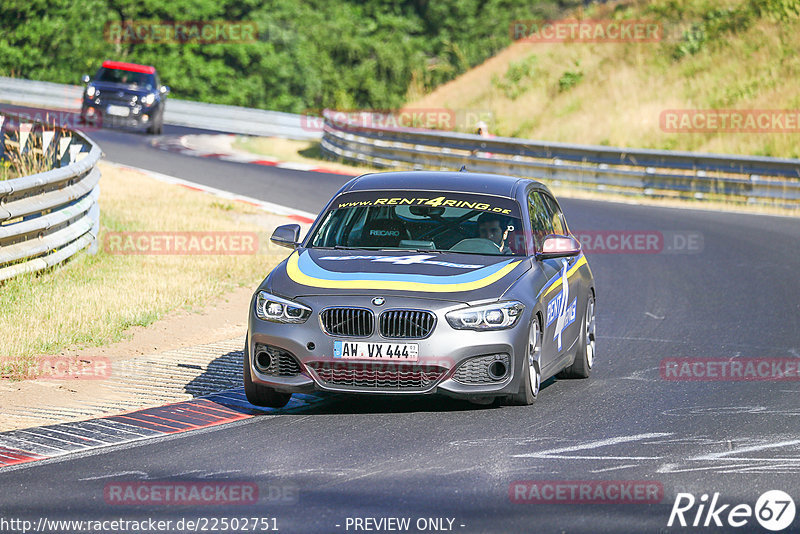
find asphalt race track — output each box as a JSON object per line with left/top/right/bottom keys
{"left": 1, "top": 120, "right": 799, "bottom": 533}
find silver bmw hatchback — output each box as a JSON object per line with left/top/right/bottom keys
{"left": 244, "top": 171, "right": 595, "bottom": 407}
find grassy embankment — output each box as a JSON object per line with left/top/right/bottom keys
{"left": 411, "top": 0, "right": 800, "bottom": 158}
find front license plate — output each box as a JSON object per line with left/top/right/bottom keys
{"left": 333, "top": 341, "right": 419, "bottom": 362}
{"left": 106, "top": 105, "right": 130, "bottom": 117}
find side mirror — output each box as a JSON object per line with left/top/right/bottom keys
{"left": 82, "top": 74, "right": 90, "bottom": 84}
{"left": 536, "top": 234, "right": 581, "bottom": 260}
{"left": 160, "top": 85, "right": 170, "bottom": 95}
{"left": 270, "top": 224, "right": 301, "bottom": 249}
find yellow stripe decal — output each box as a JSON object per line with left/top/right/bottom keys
{"left": 541, "top": 255, "right": 588, "bottom": 298}
{"left": 286, "top": 252, "right": 521, "bottom": 293}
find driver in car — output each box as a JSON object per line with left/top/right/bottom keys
{"left": 477, "top": 212, "right": 512, "bottom": 254}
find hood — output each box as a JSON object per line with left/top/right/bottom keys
{"left": 267, "top": 248, "right": 532, "bottom": 303}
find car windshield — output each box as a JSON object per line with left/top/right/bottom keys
{"left": 308, "top": 191, "right": 527, "bottom": 256}
{"left": 94, "top": 67, "right": 156, "bottom": 89}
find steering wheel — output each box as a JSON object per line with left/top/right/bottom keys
{"left": 418, "top": 210, "right": 479, "bottom": 242}
{"left": 450, "top": 238, "right": 502, "bottom": 254}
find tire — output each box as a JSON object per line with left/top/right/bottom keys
{"left": 558, "top": 294, "right": 595, "bottom": 379}
{"left": 243, "top": 343, "right": 292, "bottom": 408}
{"left": 507, "top": 319, "right": 541, "bottom": 405}
{"left": 146, "top": 112, "right": 164, "bottom": 135}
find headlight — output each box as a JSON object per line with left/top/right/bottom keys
{"left": 446, "top": 301, "right": 524, "bottom": 331}
{"left": 142, "top": 93, "right": 156, "bottom": 105}
{"left": 255, "top": 291, "right": 312, "bottom": 323}
{"left": 86, "top": 85, "right": 97, "bottom": 98}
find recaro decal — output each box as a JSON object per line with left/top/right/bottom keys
{"left": 369, "top": 230, "right": 400, "bottom": 237}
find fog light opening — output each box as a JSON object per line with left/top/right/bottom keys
{"left": 487, "top": 360, "right": 508, "bottom": 381}
{"left": 254, "top": 350, "right": 272, "bottom": 372}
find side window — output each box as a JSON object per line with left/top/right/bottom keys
{"left": 527, "top": 191, "right": 554, "bottom": 250}
{"left": 541, "top": 194, "right": 566, "bottom": 235}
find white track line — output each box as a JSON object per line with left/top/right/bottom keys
{"left": 103, "top": 161, "right": 317, "bottom": 222}
{"left": 513, "top": 432, "right": 672, "bottom": 459}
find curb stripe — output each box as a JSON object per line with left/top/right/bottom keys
{"left": 153, "top": 134, "right": 357, "bottom": 178}
{"left": 0, "top": 388, "right": 331, "bottom": 470}
{"left": 288, "top": 214, "right": 315, "bottom": 224}
{"left": 0, "top": 447, "right": 44, "bottom": 466}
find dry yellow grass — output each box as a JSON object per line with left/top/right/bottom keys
{"left": 410, "top": 0, "right": 800, "bottom": 158}
{"left": 0, "top": 162, "right": 284, "bottom": 364}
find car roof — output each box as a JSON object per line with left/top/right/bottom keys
{"left": 342, "top": 170, "right": 539, "bottom": 198}
{"left": 101, "top": 61, "right": 156, "bottom": 74}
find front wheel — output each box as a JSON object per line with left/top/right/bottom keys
{"left": 243, "top": 343, "right": 292, "bottom": 408}
{"left": 507, "top": 320, "right": 541, "bottom": 405}
{"left": 146, "top": 111, "right": 164, "bottom": 135}
{"left": 558, "top": 294, "right": 595, "bottom": 379}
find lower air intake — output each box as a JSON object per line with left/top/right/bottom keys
{"left": 307, "top": 362, "right": 446, "bottom": 390}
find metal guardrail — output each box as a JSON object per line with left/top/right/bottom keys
{"left": 0, "top": 112, "right": 101, "bottom": 282}
{"left": 320, "top": 110, "right": 800, "bottom": 208}
{"left": 0, "top": 77, "right": 320, "bottom": 141}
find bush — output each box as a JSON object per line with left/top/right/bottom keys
{"left": 557, "top": 64, "right": 583, "bottom": 92}
{"left": 492, "top": 54, "right": 537, "bottom": 100}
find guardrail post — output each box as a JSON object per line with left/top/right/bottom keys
{"left": 0, "top": 115, "right": 6, "bottom": 164}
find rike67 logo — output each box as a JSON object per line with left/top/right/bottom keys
{"left": 668, "top": 490, "right": 796, "bottom": 531}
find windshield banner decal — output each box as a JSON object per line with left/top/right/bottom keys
{"left": 332, "top": 191, "right": 519, "bottom": 216}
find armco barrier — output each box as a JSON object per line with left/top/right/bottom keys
{"left": 0, "top": 76, "right": 319, "bottom": 141}
{"left": 0, "top": 112, "right": 101, "bottom": 282}
{"left": 319, "top": 110, "right": 800, "bottom": 208}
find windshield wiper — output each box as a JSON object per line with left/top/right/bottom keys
{"left": 311, "top": 246, "right": 452, "bottom": 253}
{"left": 309, "top": 246, "right": 379, "bottom": 251}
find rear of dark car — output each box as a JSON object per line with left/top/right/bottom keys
{"left": 81, "top": 60, "right": 169, "bottom": 134}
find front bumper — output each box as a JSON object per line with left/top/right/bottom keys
{"left": 81, "top": 102, "right": 157, "bottom": 129}
{"left": 246, "top": 294, "right": 530, "bottom": 399}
